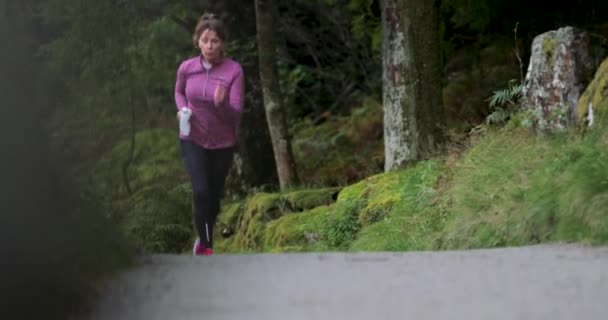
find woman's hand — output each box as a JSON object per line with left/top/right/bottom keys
{"left": 214, "top": 85, "right": 226, "bottom": 107}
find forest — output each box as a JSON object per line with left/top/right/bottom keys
{"left": 2, "top": 0, "right": 608, "bottom": 317}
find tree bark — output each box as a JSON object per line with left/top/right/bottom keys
{"left": 254, "top": 0, "right": 299, "bottom": 190}
{"left": 381, "top": 0, "right": 446, "bottom": 171}
{"left": 202, "top": 0, "right": 279, "bottom": 196}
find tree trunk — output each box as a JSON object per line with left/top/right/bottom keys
{"left": 254, "top": 0, "right": 299, "bottom": 190}
{"left": 207, "top": 1, "right": 279, "bottom": 196}
{"left": 381, "top": 0, "right": 446, "bottom": 171}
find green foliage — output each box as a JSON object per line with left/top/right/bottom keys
{"left": 91, "top": 129, "right": 191, "bottom": 252}
{"left": 216, "top": 202, "right": 244, "bottom": 235}
{"left": 292, "top": 98, "right": 384, "bottom": 186}
{"left": 94, "top": 129, "right": 183, "bottom": 199}
{"left": 347, "top": 0, "right": 382, "bottom": 52}
{"left": 264, "top": 206, "right": 330, "bottom": 251}
{"left": 437, "top": 121, "right": 608, "bottom": 248}
{"left": 442, "top": 44, "right": 521, "bottom": 128}
{"left": 322, "top": 169, "right": 410, "bottom": 249}
{"left": 577, "top": 57, "right": 608, "bottom": 126}
{"left": 121, "top": 184, "right": 193, "bottom": 252}
{"left": 37, "top": 0, "right": 608, "bottom": 258}
{"left": 128, "top": 16, "right": 190, "bottom": 116}
{"left": 229, "top": 188, "right": 341, "bottom": 250}
{"left": 541, "top": 37, "right": 559, "bottom": 66}
{"left": 486, "top": 79, "right": 523, "bottom": 125}
{"left": 41, "top": 0, "right": 141, "bottom": 177}
{"left": 277, "top": 0, "right": 382, "bottom": 118}
{"left": 278, "top": 63, "right": 315, "bottom": 121}
{"left": 503, "top": 108, "right": 540, "bottom": 130}
{"left": 282, "top": 187, "right": 341, "bottom": 211}
{"left": 323, "top": 199, "right": 364, "bottom": 249}
{"left": 222, "top": 115, "right": 608, "bottom": 254}
{"left": 220, "top": 160, "right": 446, "bottom": 253}
{"left": 351, "top": 161, "right": 448, "bottom": 251}
{"left": 441, "top": 0, "right": 495, "bottom": 32}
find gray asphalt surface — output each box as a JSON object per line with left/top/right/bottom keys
{"left": 81, "top": 244, "right": 608, "bottom": 320}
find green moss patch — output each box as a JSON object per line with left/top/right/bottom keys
{"left": 578, "top": 57, "right": 608, "bottom": 126}
{"left": 542, "top": 37, "right": 558, "bottom": 66}
{"left": 229, "top": 187, "right": 342, "bottom": 250}
{"left": 350, "top": 161, "right": 448, "bottom": 251}
{"left": 264, "top": 206, "right": 332, "bottom": 252}
{"left": 322, "top": 169, "right": 413, "bottom": 249}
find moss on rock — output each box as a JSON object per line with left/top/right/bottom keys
{"left": 578, "top": 57, "right": 608, "bottom": 126}
{"left": 281, "top": 187, "right": 341, "bottom": 211}
{"left": 233, "top": 193, "right": 282, "bottom": 249}
{"left": 216, "top": 201, "right": 244, "bottom": 236}
{"left": 323, "top": 170, "right": 409, "bottom": 248}
{"left": 357, "top": 172, "right": 407, "bottom": 227}
{"left": 350, "top": 161, "right": 447, "bottom": 251}
{"left": 264, "top": 206, "right": 331, "bottom": 251}
{"left": 229, "top": 187, "right": 344, "bottom": 250}
{"left": 542, "top": 37, "right": 558, "bottom": 66}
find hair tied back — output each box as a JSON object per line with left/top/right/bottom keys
{"left": 200, "top": 13, "right": 217, "bottom": 22}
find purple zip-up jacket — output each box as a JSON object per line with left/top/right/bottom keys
{"left": 174, "top": 55, "right": 245, "bottom": 149}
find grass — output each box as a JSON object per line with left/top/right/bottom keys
{"left": 437, "top": 122, "right": 608, "bottom": 249}
{"left": 217, "top": 115, "right": 608, "bottom": 253}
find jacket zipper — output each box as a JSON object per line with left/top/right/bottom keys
{"left": 203, "top": 68, "right": 210, "bottom": 97}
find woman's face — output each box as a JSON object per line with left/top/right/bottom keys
{"left": 198, "top": 29, "right": 223, "bottom": 63}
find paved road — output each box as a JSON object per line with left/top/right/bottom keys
{"left": 81, "top": 245, "right": 608, "bottom": 320}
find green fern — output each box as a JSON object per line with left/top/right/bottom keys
{"left": 486, "top": 79, "right": 523, "bottom": 125}
{"left": 486, "top": 107, "right": 510, "bottom": 124}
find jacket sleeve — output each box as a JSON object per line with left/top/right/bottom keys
{"left": 174, "top": 61, "right": 188, "bottom": 110}
{"left": 223, "top": 65, "right": 245, "bottom": 125}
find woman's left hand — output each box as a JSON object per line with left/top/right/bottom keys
{"left": 214, "top": 85, "right": 226, "bottom": 107}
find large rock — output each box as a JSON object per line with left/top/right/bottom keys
{"left": 521, "top": 26, "right": 608, "bottom": 131}
{"left": 577, "top": 57, "right": 608, "bottom": 127}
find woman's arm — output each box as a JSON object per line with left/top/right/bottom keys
{"left": 174, "top": 62, "right": 188, "bottom": 111}
{"left": 217, "top": 65, "right": 245, "bottom": 125}
{"left": 228, "top": 66, "right": 245, "bottom": 115}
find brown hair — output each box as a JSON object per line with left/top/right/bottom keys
{"left": 192, "top": 13, "right": 226, "bottom": 48}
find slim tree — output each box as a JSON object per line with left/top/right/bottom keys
{"left": 254, "top": 0, "right": 299, "bottom": 189}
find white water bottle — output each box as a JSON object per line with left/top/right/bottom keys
{"left": 179, "top": 107, "right": 192, "bottom": 136}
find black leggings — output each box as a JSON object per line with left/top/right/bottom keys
{"left": 180, "top": 140, "right": 234, "bottom": 249}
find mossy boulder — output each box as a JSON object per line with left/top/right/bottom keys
{"left": 350, "top": 161, "right": 448, "bottom": 252}
{"left": 264, "top": 205, "right": 332, "bottom": 252}
{"left": 522, "top": 26, "right": 608, "bottom": 131}
{"left": 232, "top": 193, "right": 282, "bottom": 249}
{"left": 356, "top": 172, "right": 407, "bottom": 227}
{"left": 578, "top": 57, "right": 608, "bottom": 126}
{"left": 323, "top": 170, "right": 408, "bottom": 248}
{"left": 229, "top": 187, "right": 342, "bottom": 250}
{"left": 281, "top": 187, "right": 340, "bottom": 211}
